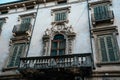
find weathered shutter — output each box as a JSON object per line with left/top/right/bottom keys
{"left": 8, "top": 45, "right": 18, "bottom": 67}
{"left": 8, "top": 44, "right": 26, "bottom": 67}
{"left": 94, "top": 5, "right": 109, "bottom": 21}
{"left": 20, "top": 17, "right": 31, "bottom": 32}
{"left": 99, "top": 37, "right": 108, "bottom": 62}
{"left": 106, "top": 35, "right": 118, "bottom": 61}
{"left": 15, "top": 44, "right": 25, "bottom": 66}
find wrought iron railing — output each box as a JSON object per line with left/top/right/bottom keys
{"left": 19, "top": 53, "right": 93, "bottom": 69}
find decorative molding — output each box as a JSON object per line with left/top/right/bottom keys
{"left": 19, "top": 12, "right": 36, "bottom": 18}
{"left": 51, "top": 6, "right": 71, "bottom": 12}
{"left": 96, "top": 61, "right": 120, "bottom": 67}
{"left": 91, "top": 26, "right": 118, "bottom": 35}
{"left": 89, "top": 0, "right": 111, "bottom": 6}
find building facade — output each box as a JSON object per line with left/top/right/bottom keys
{"left": 0, "top": 0, "right": 120, "bottom": 80}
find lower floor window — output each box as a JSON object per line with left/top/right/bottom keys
{"left": 98, "top": 34, "right": 119, "bottom": 62}
{"left": 8, "top": 43, "right": 28, "bottom": 67}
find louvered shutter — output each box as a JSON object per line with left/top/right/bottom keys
{"left": 94, "top": 5, "right": 109, "bottom": 21}
{"left": 8, "top": 44, "right": 26, "bottom": 67}
{"left": 15, "top": 44, "right": 25, "bottom": 66}
{"left": 8, "top": 45, "right": 18, "bottom": 67}
{"left": 106, "top": 35, "right": 118, "bottom": 61}
{"left": 20, "top": 17, "right": 31, "bottom": 32}
{"left": 99, "top": 37, "right": 108, "bottom": 62}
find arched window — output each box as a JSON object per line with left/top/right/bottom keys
{"left": 51, "top": 34, "right": 66, "bottom": 56}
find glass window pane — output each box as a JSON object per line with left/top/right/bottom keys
{"left": 51, "top": 50, "right": 57, "bottom": 56}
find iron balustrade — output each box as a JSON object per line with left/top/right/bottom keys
{"left": 19, "top": 53, "right": 93, "bottom": 69}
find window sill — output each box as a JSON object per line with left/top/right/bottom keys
{"left": 2, "top": 67, "right": 18, "bottom": 72}
{"left": 96, "top": 61, "right": 120, "bottom": 67}
{"left": 51, "top": 20, "right": 69, "bottom": 25}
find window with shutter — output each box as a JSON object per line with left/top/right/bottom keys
{"left": 51, "top": 34, "right": 66, "bottom": 56}
{"left": 55, "top": 11, "right": 67, "bottom": 22}
{"left": 98, "top": 34, "right": 119, "bottom": 62}
{"left": 8, "top": 43, "right": 27, "bottom": 67}
{"left": 94, "top": 5, "right": 110, "bottom": 21}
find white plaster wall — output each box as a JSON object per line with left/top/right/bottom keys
{"left": 28, "top": 1, "right": 92, "bottom": 57}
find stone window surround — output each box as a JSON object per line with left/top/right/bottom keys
{"left": 43, "top": 23, "right": 76, "bottom": 56}
{"left": 91, "top": 26, "right": 120, "bottom": 65}
{"left": 51, "top": 6, "right": 71, "bottom": 24}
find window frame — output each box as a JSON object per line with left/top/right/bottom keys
{"left": 51, "top": 34, "right": 66, "bottom": 56}
{"left": 54, "top": 10, "right": 68, "bottom": 22}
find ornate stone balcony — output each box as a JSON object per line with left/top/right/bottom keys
{"left": 19, "top": 53, "right": 93, "bottom": 78}
{"left": 12, "top": 23, "right": 32, "bottom": 36}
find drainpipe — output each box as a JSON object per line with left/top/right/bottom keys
{"left": 26, "top": 0, "right": 40, "bottom": 57}
{"left": 86, "top": 0, "right": 95, "bottom": 69}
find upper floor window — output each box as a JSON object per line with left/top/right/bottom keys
{"left": 51, "top": 34, "right": 66, "bottom": 56}
{"left": 55, "top": 11, "right": 67, "bottom": 22}
{"left": 52, "top": 6, "right": 70, "bottom": 24}
{"left": 7, "top": 43, "right": 28, "bottom": 67}
{"left": 98, "top": 34, "right": 119, "bottom": 62}
{"left": 94, "top": 4, "right": 111, "bottom": 21}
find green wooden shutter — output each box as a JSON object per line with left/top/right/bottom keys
{"left": 99, "top": 37, "right": 108, "bottom": 62}
{"left": 106, "top": 35, "right": 118, "bottom": 61}
{"left": 94, "top": 5, "right": 109, "bottom": 21}
{"left": 20, "top": 17, "right": 31, "bottom": 32}
{"left": 99, "top": 35, "right": 119, "bottom": 62}
{"left": 8, "top": 45, "right": 18, "bottom": 67}
{"left": 15, "top": 44, "right": 24, "bottom": 66}
{"left": 8, "top": 44, "right": 26, "bottom": 67}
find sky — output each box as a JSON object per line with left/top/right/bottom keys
{"left": 0, "top": 0, "right": 19, "bottom": 4}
